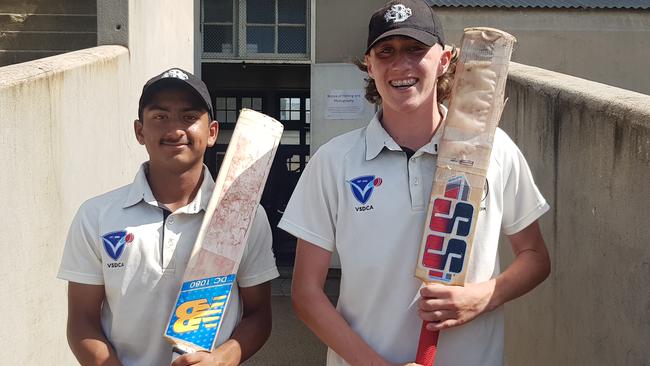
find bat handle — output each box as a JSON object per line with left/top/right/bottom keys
{"left": 172, "top": 345, "right": 189, "bottom": 361}
{"left": 415, "top": 321, "right": 439, "bottom": 366}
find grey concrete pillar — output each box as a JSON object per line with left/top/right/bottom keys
{"left": 97, "top": 0, "right": 128, "bottom": 47}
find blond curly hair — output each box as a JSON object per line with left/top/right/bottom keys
{"left": 354, "top": 45, "right": 459, "bottom": 105}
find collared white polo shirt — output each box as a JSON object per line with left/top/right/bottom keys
{"left": 58, "top": 163, "right": 279, "bottom": 366}
{"left": 279, "top": 110, "right": 549, "bottom": 366}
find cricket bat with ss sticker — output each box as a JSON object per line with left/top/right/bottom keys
{"left": 163, "top": 109, "right": 283, "bottom": 358}
{"left": 413, "top": 28, "right": 516, "bottom": 365}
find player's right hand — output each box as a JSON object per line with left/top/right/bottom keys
{"left": 171, "top": 350, "right": 233, "bottom": 366}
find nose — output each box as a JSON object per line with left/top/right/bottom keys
{"left": 390, "top": 49, "right": 410, "bottom": 71}
{"left": 161, "top": 114, "right": 187, "bottom": 137}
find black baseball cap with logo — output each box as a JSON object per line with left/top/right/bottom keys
{"left": 366, "top": 0, "right": 445, "bottom": 54}
{"left": 138, "top": 68, "right": 214, "bottom": 121}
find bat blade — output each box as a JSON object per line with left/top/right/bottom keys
{"left": 164, "top": 109, "right": 283, "bottom": 355}
{"left": 414, "top": 28, "right": 516, "bottom": 365}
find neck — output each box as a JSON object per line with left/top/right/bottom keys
{"left": 146, "top": 162, "right": 204, "bottom": 212}
{"left": 381, "top": 101, "right": 443, "bottom": 151}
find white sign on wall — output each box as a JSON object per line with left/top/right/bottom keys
{"left": 324, "top": 89, "right": 365, "bottom": 120}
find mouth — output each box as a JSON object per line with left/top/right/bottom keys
{"left": 389, "top": 78, "right": 418, "bottom": 89}
{"left": 160, "top": 140, "right": 190, "bottom": 147}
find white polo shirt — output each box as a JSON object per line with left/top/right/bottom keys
{"left": 58, "top": 163, "right": 279, "bottom": 366}
{"left": 279, "top": 111, "right": 549, "bottom": 366}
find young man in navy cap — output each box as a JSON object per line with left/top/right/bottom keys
{"left": 58, "top": 68, "right": 278, "bottom": 366}
{"left": 281, "top": 1, "right": 550, "bottom": 365}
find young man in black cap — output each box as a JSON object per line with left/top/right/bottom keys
{"left": 281, "top": 1, "right": 550, "bottom": 365}
{"left": 58, "top": 68, "right": 278, "bottom": 366}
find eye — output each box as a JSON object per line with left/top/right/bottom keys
{"left": 152, "top": 114, "right": 166, "bottom": 120}
{"left": 184, "top": 113, "right": 201, "bottom": 122}
{"left": 375, "top": 46, "right": 393, "bottom": 57}
{"left": 408, "top": 45, "right": 427, "bottom": 53}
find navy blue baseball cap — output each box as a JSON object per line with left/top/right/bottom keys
{"left": 366, "top": 0, "right": 446, "bottom": 54}
{"left": 138, "top": 68, "right": 214, "bottom": 121}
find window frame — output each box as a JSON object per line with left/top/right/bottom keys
{"left": 201, "top": 0, "right": 311, "bottom": 62}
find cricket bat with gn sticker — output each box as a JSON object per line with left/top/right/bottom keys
{"left": 413, "top": 28, "right": 516, "bottom": 365}
{"left": 164, "top": 109, "right": 283, "bottom": 357}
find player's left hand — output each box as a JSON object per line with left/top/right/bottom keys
{"left": 171, "top": 350, "right": 236, "bottom": 366}
{"left": 417, "top": 280, "right": 496, "bottom": 331}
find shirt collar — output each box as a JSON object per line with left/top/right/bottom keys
{"left": 123, "top": 162, "right": 215, "bottom": 214}
{"left": 364, "top": 105, "right": 447, "bottom": 160}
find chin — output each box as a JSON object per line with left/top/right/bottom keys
{"left": 385, "top": 99, "right": 422, "bottom": 114}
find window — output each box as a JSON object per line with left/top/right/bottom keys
{"left": 202, "top": 0, "right": 310, "bottom": 61}
{"left": 215, "top": 97, "right": 238, "bottom": 123}
{"left": 241, "top": 97, "right": 263, "bottom": 111}
{"left": 278, "top": 96, "right": 309, "bottom": 146}
{"left": 215, "top": 96, "right": 263, "bottom": 124}
{"left": 280, "top": 97, "right": 301, "bottom": 121}
{"left": 286, "top": 153, "right": 309, "bottom": 172}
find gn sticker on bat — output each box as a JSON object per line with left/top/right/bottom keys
{"left": 165, "top": 274, "right": 236, "bottom": 350}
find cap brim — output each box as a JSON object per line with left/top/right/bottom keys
{"left": 366, "top": 28, "right": 440, "bottom": 54}
{"left": 139, "top": 78, "right": 212, "bottom": 119}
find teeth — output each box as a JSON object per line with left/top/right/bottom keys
{"left": 390, "top": 78, "right": 417, "bottom": 87}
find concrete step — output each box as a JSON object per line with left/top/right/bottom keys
{"left": 0, "top": 14, "right": 95, "bottom": 32}
{"left": 0, "top": 49, "right": 63, "bottom": 66}
{"left": 0, "top": 31, "right": 96, "bottom": 50}
{"left": 0, "top": 0, "right": 95, "bottom": 15}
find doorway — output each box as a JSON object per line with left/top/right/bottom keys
{"left": 202, "top": 63, "right": 310, "bottom": 267}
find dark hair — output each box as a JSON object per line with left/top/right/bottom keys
{"left": 354, "top": 45, "right": 459, "bottom": 105}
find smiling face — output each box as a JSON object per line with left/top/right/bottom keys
{"left": 366, "top": 36, "right": 450, "bottom": 115}
{"left": 135, "top": 86, "right": 218, "bottom": 174}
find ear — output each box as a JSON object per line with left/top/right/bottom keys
{"left": 365, "top": 55, "right": 375, "bottom": 80}
{"left": 207, "top": 120, "right": 219, "bottom": 147}
{"left": 134, "top": 119, "right": 145, "bottom": 145}
{"left": 437, "top": 46, "right": 452, "bottom": 77}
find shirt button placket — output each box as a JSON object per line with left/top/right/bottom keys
{"left": 410, "top": 156, "right": 423, "bottom": 209}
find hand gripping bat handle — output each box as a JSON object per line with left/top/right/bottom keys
{"left": 416, "top": 321, "right": 439, "bottom": 365}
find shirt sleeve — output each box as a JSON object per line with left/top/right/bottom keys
{"left": 57, "top": 201, "right": 105, "bottom": 285}
{"left": 500, "top": 136, "right": 550, "bottom": 235}
{"left": 277, "top": 147, "right": 339, "bottom": 252}
{"left": 237, "top": 205, "right": 279, "bottom": 288}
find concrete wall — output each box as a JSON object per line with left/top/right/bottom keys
{"left": 499, "top": 62, "right": 650, "bottom": 366}
{"left": 315, "top": 0, "right": 385, "bottom": 63}
{"left": 0, "top": 0, "right": 96, "bottom": 66}
{"left": 437, "top": 8, "right": 650, "bottom": 96}
{"left": 315, "top": 3, "right": 650, "bottom": 95}
{"left": 98, "top": 0, "right": 197, "bottom": 104}
{"left": 0, "top": 1, "right": 197, "bottom": 363}
{"left": 310, "top": 63, "right": 376, "bottom": 153}
{"left": 0, "top": 46, "right": 141, "bottom": 365}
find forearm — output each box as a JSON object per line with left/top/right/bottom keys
{"left": 223, "top": 306, "right": 272, "bottom": 364}
{"left": 420, "top": 222, "right": 550, "bottom": 331}
{"left": 292, "top": 285, "right": 387, "bottom": 366}
{"left": 67, "top": 321, "right": 122, "bottom": 366}
{"left": 488, "top": 246, "right": 550, "bottom": 311}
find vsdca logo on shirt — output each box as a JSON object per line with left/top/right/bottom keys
{"left": 347, "top": 175, "right": 383, "bottom": 212}
{"left": 102, "top": 230, "right": 134, "bottom": 266}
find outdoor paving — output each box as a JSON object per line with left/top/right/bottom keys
{"left": 244, "top": 267, "right": 340, "bottom": 365}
